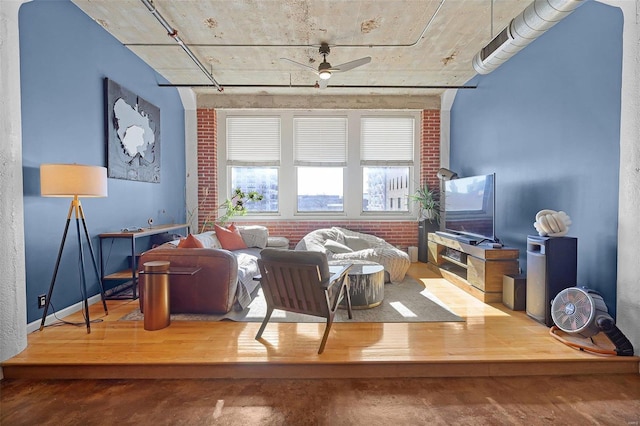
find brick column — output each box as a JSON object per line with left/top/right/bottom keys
{"left": 421, "top": 110, "right": 441, "bottom": 190}
{"left": 196, "top": 109, "right": 217, "bottom": 232}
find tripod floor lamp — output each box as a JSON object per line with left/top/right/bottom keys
{"left": 39, "top": 163, "right": 109, "bottom": 333}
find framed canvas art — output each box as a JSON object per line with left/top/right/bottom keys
{"left": 106, "top": 78, "right": 161, "bottom": 183}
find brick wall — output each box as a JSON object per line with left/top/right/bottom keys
{"left": 421, "top": 109, "right": 441, "bottom": 192}
{"left": 237, "top": 220, "right": 419, "bottom": 250}
{"left": 195, "top": 109, "right": 440, "bottom": 249}
{"left": 197, "top": 109, "right": 218, "bottom": 226}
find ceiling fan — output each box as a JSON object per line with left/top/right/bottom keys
{"left": 281, "top": 42, "right": 371, "bottom": 89}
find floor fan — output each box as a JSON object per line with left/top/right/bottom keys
{"left": 550, "top": 286, "right": 634, "bottom": 356}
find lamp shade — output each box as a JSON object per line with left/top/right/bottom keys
{"left": 40, "top": 164, "right": 108, "bottom": 197}
{"left": 437, "top": 168, "right": 458, "bottom": 181}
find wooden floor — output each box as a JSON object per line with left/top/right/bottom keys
{"left": 3, "top": 375, "right": 640, "bottom": 425}
{"left": 2, "top": 263, "right": 638, "bottom": 380}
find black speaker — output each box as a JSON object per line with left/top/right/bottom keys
{"left": 526, "top": 236, "right": 577, "bottom": 327}
{"left": 503, "top": 274, "right": 526, "bottom": 311}
{"left": 418, "top": 220, "right": 438, "bottom": 263}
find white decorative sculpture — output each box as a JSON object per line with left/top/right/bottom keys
{"left": 533, "top": 209, "right": 572, "bottom": 237}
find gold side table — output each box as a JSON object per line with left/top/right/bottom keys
{"left": 140, "top": 261, "right": 201, "bottom": 331}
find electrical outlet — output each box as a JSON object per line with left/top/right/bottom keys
{"left": 38, "top": 294, "right": 46, "bottom": 309}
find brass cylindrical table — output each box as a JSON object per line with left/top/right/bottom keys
{"left": 142, "top": 260, "right": 171, "bottom": 331}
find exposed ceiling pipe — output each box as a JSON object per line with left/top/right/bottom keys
{"left": 128, "top": 0, "right": 447, "bottom": 50}
{"left": 140, "top": 0, "right": 223, "bottom": 91}
{"left": 472, "top": 0, "right": 586, "bottom": 75}
{"left": 158, "top": 83, "right": 478, "bottom": 90}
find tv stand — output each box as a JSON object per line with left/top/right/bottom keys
{"left": 427, "top": 233, "right": 519, "bottom": 303}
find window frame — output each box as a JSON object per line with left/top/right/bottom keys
{"left": 217, "top": 109, "right": 421, "bottom": 220}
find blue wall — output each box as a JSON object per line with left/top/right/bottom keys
{"left": 20, "top": 1, "right": 186, "bottom": 323}
{"left": 450, "top": 2, "right": 623, "bottom": 315}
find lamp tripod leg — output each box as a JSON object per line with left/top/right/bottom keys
{"left": 39, "top": 203, "right": 74, "bottom": 332}
{"left": 75, "top": 218, "right": 92, "bottom": 333}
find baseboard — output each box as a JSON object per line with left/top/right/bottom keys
{"left": 26, "top": 294, "right": 104, "bottom": 334}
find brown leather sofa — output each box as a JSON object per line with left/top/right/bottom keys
{"left": 138, "top": 247, "right": 244, "bottom": 314}
{"left": 136, "top": 227, "right": 289, "bottom": 315}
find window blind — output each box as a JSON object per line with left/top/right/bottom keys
{"left": 294, "top": 117, "right": 347, "bottom": 166}
{"left": 361, "top": 117, "right": 414, "bottom": 166}
{"left": 227, "top": 116, "right": 280, "bottom": 166}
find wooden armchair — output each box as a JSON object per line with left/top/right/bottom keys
{"left": 256, "top": 248, "right": 352, "bottom": 354}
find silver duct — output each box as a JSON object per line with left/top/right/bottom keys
{"left": 472, "top": 0, "right": 586, "bottom": 75}
{"left": 140, "top": 0, "right": 223, "bottom": 91}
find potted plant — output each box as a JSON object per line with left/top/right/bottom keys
{"left": 198, "top": 187, "right": 264, "bottom": 232}
{"left": 216, "top": 187, "right": 264, "bottom": 225}
{"left": 409, "top": 182, "right": 440, "bottom": 223}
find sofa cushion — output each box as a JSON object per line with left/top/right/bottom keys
{"left": 267, "top": 236, "right": 290, "bottom": 249}
{"left": 324, "top": 239, "right": 353, "bottom": 254}
{"left": 215, "top": 223, "right": 248, "bottom": 250}
{"left": 238, "top": 225, "right": 269, "bottom": 248}
{"left": 177, "top": 234, "right": 204, "bottom": 248}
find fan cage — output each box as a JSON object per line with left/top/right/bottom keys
{"left": 551, "top": 287, "right": 597, "bottom": 335}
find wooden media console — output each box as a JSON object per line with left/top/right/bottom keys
{"left": 427, "top": 233, "right": 520, "bottom": 303}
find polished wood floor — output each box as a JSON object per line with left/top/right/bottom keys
{"left": 3, "top": 375, "right": 640, "bottom": 425}
{"left": 2, "top": 263, "right": 638, "bottom": 379}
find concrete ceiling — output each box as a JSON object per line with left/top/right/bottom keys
{"left": 72, "top": 0, "right": 531, "bottom": 106}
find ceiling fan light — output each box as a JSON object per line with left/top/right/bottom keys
{"left": 318, "top": 70, "right": 331, "bottom": 80}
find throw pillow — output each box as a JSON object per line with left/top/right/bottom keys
{"left": 324, "top": 239, "right": 353, "bottom": 254}
{"left": 215, "top": 223, "right": 248, "bottom": 250}
{"left": 177, "top": 234, "right": 204, "bottom": 249}
{"left": 194, "top": 231, "right": 222, "bottom": 249}
{"left": 151, "top": 232, "right": 183, "bottom": 248}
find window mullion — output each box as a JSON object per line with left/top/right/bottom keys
{"left": 279, "top": 111, "right": 295, "bottom": 217}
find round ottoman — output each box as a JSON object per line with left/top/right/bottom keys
{"left": 329, "top": 260, "right": 385, "bottom": 309}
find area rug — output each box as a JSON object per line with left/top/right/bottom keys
{"left": 120, "top": 275, "right": 464, "bottom": 323}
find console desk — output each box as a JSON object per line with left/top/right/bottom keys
{"left": 99, "top": 223, "right": 190, "bottom": 299}
{"left": 427, "top": 232, "right": 519, "bottom": 303}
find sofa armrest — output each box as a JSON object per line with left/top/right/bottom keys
{"left": 138, "top": 248, "right": 239, "bottom": 314}
{"left": 267, "top": 236, "right": 290, "bottom": 249}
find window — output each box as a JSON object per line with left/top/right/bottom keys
{"left": 226, "top": 117, "right": 280, "bottom": 212}
{"left": 361, "top": 117, "right": 414, "bottom": 212}
{"left": 294, "top": 117, "right": 347, "bottom": 212}
{"left": 230, "top": 167, "right": 278, "bottom": 212}
{"left": 218, "top": 110, "right": 420, "bottom": 219}
{"left": 297, "top": 167, "right": 343, "bottom": 212}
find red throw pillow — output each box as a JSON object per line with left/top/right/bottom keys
{"left": 215, "top": 223, "right": 247, "bottom": 250}
{"left": 177, "top": 234, "right": 204, "bottom": 249}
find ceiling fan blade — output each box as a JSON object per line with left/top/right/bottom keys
{"left": 331, "top": 57, "right": 371, "bottom": 72}
{"left": 318, "top": 79, "right": 329, "bottom": 89}
{"left": 280, "top": 57, "right": 318, "bottom": 73}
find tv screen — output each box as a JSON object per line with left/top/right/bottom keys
{"left": 444, "top": 173, "right": 495, "bottom": 242}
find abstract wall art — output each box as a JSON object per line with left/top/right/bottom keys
{"left": 106, "top": 78, "right": 161, "bottom": 183}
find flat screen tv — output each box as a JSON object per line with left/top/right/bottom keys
{"left": 443, "top": 173, "right": 496, "bottom": 243}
